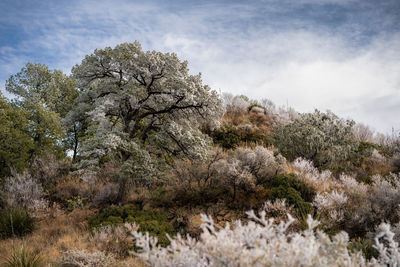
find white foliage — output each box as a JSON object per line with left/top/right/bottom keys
{"left": 4, "top": 171, "right": 48, "bottom": 213}
{"left": 132, "top": 210, "right": 370, "bottom": 267}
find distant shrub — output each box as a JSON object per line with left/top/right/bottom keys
{"left": 267, "top": 174, "right": 315, "bottom": 215}
{"left": 273, "top": 110, "right": 359, "bottom": 173}
{"left": 222, "top": 93, "right": 250, "bottom": 115}
{"left": 88, "top": 205, "right": 175, "bottom": 247}
{"left": 211, "top": 124, "right": 241, "bottom": 149}
{"left": 271, "top": 186, "right": 313, "bottom": 215}
{"left": 212, "top": 146, "right": 287, "bottom": 201}
{"left": 270, "top": 174, "right": 316, "bottom": 202}
{"left": 0, "top": 207, "right": 35, "bottom": 239}
{"left": 3, "top": 247, "right": 43, "bottom": 267}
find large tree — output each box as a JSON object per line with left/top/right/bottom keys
{"left": 0, "top": 93, "right": 34, "bottom": 177}
{"left": 70, "top": 42, "right": 223, "bottom": 187}
{"left": 5, "top": 63, "right": 78, "bottom": 159}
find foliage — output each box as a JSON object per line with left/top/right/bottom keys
{"left": 91, "top": 223, "right": 138, "bottom": 257}
{"left": 2, "top": 247, "right": 43, "bottom": 267}
{"left": 270, "top": 174, "right": 316, "bottom": 202}
{"left": 70, "top": 41, "right": 223, "bottom": 189}
{"left": 274, "top": 110, "right": 359, "bottom": 172}
{"left": 213, "top": 146, "right": 286, "bottom": 201}
{"left": 132, "top": 210, "right": 371, "bottom": 266}
{"left": 0, "top": 207, "right": 35, "bottom": 239}
{"left": 88, "top": 205, "right": 175, "bottom": 247}
{"left": 3, "top": 171, "right": 47, "bottom": 212}
{"left": 5, "top": 63, "right": 77, "bottom": 159}
{"left": 210, "top": 124, "right": 241, "bottom": 149}
{"left": 0, "top": 95, "right": 34, "bottom": 177}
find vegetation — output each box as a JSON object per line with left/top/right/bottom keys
{"left": 0, "top": 207, "right": 35, "bottom": 239}
{"left": 2, "top": 247, "right": 43, "bottom": 267}
{"left": 88, "top": 205, "right": 175, "bottom": 247}
{"left": 1, "top": 41, "right": 400, "bottom": 265}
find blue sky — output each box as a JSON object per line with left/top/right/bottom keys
{"left": 1, "top": 0, "right": 399, "bottom": 133}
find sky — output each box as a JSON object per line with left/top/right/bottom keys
{"left": 0, "top": 0, "right": 399, "bottom": 133}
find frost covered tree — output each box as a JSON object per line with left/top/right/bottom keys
{"left": 274, "top": 110, "right": 358, "bottom": 172}
{"left": 70, "top": 42, "right": 223, "bottom": 190}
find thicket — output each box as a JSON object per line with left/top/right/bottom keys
{"left": 88, "top": 205, "right": 175, "bottom": 247}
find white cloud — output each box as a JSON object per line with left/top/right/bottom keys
{"left": 1, "top": 0, "right": 399, "bottom": 133}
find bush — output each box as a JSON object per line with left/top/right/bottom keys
{"left": 271, "top": 186, "right": 313, "bottom": 214}
{"left": 273, "top": 110, "right": 359, "bottom": 173}
{"left": 270, "top": 174, "right": 316, "bottom": 202}
{"left": 211, "top": 124, "right": 241, "bottom": 149}
{"left": 62, "top": 250, "right": 116, "bottom": 267}
{"left": 3, "top": 247, "right": 43, "bottom": 267}
{"left": 3, "top": 171, "right": 47, "bottom": 212}
{"left": 132, "top": 210, "right": 372, "bottom": 266}
{"left": 0, "top": 207, "right": 35, "bottom": 239}
{"left": 267, "top": 174, "right": 315, "bottom": 215}
{"left": 88, "top": 205, "right": 175, "bottom": 247}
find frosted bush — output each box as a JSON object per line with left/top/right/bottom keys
{"left": 132, "top": 210, "right": 371, "bottom": 266}
{"left": 92, "top": 223, "right": 138, "bottom": 257}
{"left": 339, "top": 175, "right": 368, "bottom": 196}
{"left": 274, "top": 110, "right": 358, "bottom": 172}
{"left": 313, "top": 191, "right": 348, "bottom": 227}
{"left": 61, "top": 250, "right": 116, "bottom": 266}
{"left": 262, "top": 199, "right": 296, "bottom": 222}
{"left": 222, "top": 93, "right": 249, "bottom": 114}
{"left": 373, "top": 223, "right": 400, "bottom": 266}
{"left": 292, "top": 158, "right": 337, "bottom": 192}
{"left": 353, "top": 123, "right": 374, "bottom": 143}
{"left": 231, "top": 146, "right": 287, "bottom": 184}
{"left": 213, "top": 146, "right": 287, "bottom": 199}
{"left": 4, "top": 171, "right": 48, "bottom": 213}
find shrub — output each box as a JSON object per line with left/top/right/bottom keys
{"left": 30, "top": 154, "right": 70, "bottom": 190}
{"left": 210, "top": 124, "right": 241, "bottom": 149}
{"left": 212, "top": 146, "right": 287, "bottom": 201}
{"left": 0, "top": 207, "right": 35, "bottom": 239}
{"left": 132, "top": 210, "right": 371, "bottom": 266}
{"left": 92, "top": 183, "right": 120, "bottom": 207}
{"left": 271, "top": 186, "right": 313, "bottom": 214}
{"left": 61, "top": 250, "right": 116, "bottom": 267}
{"left": 91, "top": 223, "right": 138, "bottom": 257}
{"left": 273, "top": 110, "right": 359, "bottom": 173}
{"left": 3, "top": 171, "right": 47, "bottom": 212}
{"left": 3, "top": 247, "right": 43, "bottom": 267}
{"left": 88, "top": 205, "right": 175, "bottom": 247}
{"left": 270, "top": 174, "right": 316, "bottom": 202}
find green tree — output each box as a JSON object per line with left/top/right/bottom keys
{"left": 5, "top": 63, "right": 78, "bottom": 159}
{"left": 0, "top": 94, "right": 34, "bottom": 177}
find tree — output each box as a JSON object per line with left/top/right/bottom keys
{"left": 273, "top": 110, "right": 358, "bottom": 172}
{"left": 70, "top": 42, "right": 223, "bottom": 191}
{"left": 5, "top": 63, "right": 78, "bottom": 159}
{"left": 0, "top": 94, "right": 34, "bottom": 177}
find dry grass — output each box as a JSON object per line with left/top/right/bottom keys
{"left": 0, "top": 209, "right": 93, "bottom": 266}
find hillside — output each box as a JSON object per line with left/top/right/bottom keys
{"left": 1, "top": 42, "right": 400, "bottom": 266}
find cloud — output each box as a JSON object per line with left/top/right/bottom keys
{"left": 0, "top": 0, "right": 399, "bottom": 133}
